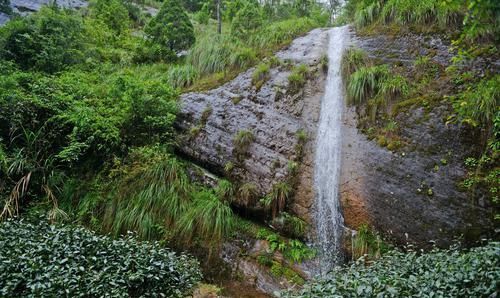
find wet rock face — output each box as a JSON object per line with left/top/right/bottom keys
{"left": 176, "top": 29, "right": 329, "bottom": 222}
{"left": 341, "top": 30, "right": 495, "bottom": 247}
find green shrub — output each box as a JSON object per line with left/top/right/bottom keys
{"left": 89, "top": 0, "right": 130, "bottom": 35}
{"left": 145, "top": 0, "right": 195, "bottom": 61}
{"left": 284, "top": 242, "right": 500, "bottom": 298}
{"left": 453, "top": 75, "right": 499, "bottom": 131}
{"left": 272, "top": 212, "right": 307, "bottom": 239}
{"left": 0, "top": 7, "right": 85, "bottom": 73}
{"left": 231, "top": 2, "right": 263, "bottom": 38}
{"left": 194, "top": 3, "right": 210, "bottom": 25}
{"left": 0, "top": 219, "right": 202, "bottom": 297}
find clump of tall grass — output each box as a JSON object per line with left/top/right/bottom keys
{"left": 187, "top": 33, "right": 257, "bottom": 75}
{"left": 341, "top": 48, "right": 370, "bottom": 79}
{"left": 352, "top": 0, "right": 463, "bottom": 29}
{"left": 265, "top": 182, "right": 292, "bottom": 219}
{"left": 347, "top": 64, "right": 409, "bottom": 121}
{"left": 381, "top": 0, "right": 462, "bottom": 28}
{"left": 237, "top": 182, "right": 258, "bottom": 207}
{"left": 103, "top": 148, "right": 190, "bottom": 240}
{"left": 176, "top": 188, "right": 234, "bottom": 246}
{"left": 100, "top": 146, "right": 235, "bottom": 246}
{"left": 351, "top": 224, "right": 386, "bottom": 260}
{"left": 233, "top": 130, "right": 255, "bottom": 161}
{"left": 250, "top": 18, "right": 316, "bottom": 50}
{"left": 215, "top": 179, "right": 235, "bottom": 202}
{"left": 288, "top": 64, "right": 309, "bottom": 94}
{"left": 166, "top": 64, "right": 199, "bottom": 88}
{"left": 354, "top": 0, "right": 382, "bottom": 28}
{"left": 252, "top": 62, "right": 270, "bottom": 90}
{"left": 347, "top": 65, "right": 390, "bottom": 106}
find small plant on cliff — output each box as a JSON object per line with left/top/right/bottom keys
{"left": 288, "top": 64, "right": 309, "bottom": 94}
{"left": 224, "top": 161, "right": 235, "bottom": 174}
{"left": 272, "top": 212, "right": 308, "bottom": 239}
{"left": 252, "top": 62, "right": 271, "bottom": 90}
{"left": 347, "top": 65, "right": 390, "bottom": 106}
{"left": 341, "top": 48, "right": 370, "bottom": 79}
{"left": 237, "top": 182, "right": 258, "bottom": 206}
{"left": 265, "top": 181, "right": 292, "bottom": 219}
{"left": 294, "top": 129, "right": 308, "bottom": 158}
{"left": 320, "top": 54, "right": 329, "bottom": 73}
{"left": 233, "top": 129, "right": 255, "bottom": 161}
{"left": 200, "top": 105, "right": 213, "bottom": 126}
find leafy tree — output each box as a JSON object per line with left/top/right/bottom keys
{"left": 224, "top": 0, "right": 246, "bottom": 22}
{"left": 145, "top": 0, "right": 195, "bottom": 60}
{"left": 180, "top": 0, "right": 205, "bottom": 12}
{"left": 194, "top": 2, "right": 211, "bottom": 25}
{"left": 0, "top": 7, "right": 85, "bottom": 73}
{"left": 89, "top": 0, "right": 130, "bottom": 35}
{"left": 231, "top": 2, "right": 263, "bottom": 37}
{"left": 294, "top": 0, "right": 313, "bottom": 17}
{"left": 0, "top": 0, "right": 11, "bottom": 15}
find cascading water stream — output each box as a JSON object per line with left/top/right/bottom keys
{"left": 313, "top": 26, "right": 349, "bottom": 274}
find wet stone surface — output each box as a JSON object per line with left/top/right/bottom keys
{"left": 340, "top": 28, "right": 496, "bottom": 247}
{"left": 176, "top": 29, "right": 330, "bottom": 223}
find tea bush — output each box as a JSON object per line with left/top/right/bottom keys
{"left": 284, "top": 242, "right": 500, "bottom": 298}
{"left": 0, "top": 219, "right": 202, "bottom": 297}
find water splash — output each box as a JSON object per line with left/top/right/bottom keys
{"left": 313, "top": 26, "right": 349, "bottom": 274}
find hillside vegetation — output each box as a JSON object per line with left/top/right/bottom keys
{"left": 0, "top": 0, "right": 329, "bottom": 295}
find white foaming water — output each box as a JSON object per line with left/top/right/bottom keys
{"left": 314, "top": 26, "right": 349, "bottom": 274}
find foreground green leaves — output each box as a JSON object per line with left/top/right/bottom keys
{"left": 0, "top": 219, "right": 202, "bottom": 297}
{"left": 284, "top": 242, "right": 500, "bottom": 298}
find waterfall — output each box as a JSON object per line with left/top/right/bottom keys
{"left": 313, "top": 26, "right": 349, "bottom": 273}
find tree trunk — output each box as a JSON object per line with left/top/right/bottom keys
{"left": 217, "top": 0, "right": 222, "bottom": 34}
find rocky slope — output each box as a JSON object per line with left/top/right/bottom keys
{"left": 177, "top": 28, "right": 329, "bottom": 223}
{"left": 340, "top": 28, "right": 496, "bottom": 247}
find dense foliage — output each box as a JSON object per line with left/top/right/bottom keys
{"left": 0, "top": 0, "right": 11, "bottom": 14}
{"left": 285, "top": 242, "right": 500, "bottom": 297}
{"left": 0, "top": 7, "right": 85, "bottom": 73}
{"left": 145, "top": 0, "right": 195, "bottom": 61}
{"left": 0, "top": 219, "right": 202, "bottom": 297}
